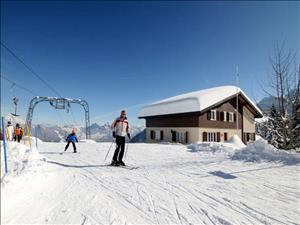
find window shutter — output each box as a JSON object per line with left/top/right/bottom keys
{"left": 220, "top": 112, "right": 224, "bottom": 121}
{"left": 207, "top": 111, "right": 211, "bottom": 120}
{"left": 217, "top": 132, "right": 221, "bottom": 142}
{"left": 253, "top": 133, "right": 256, "bottom": 141}
{"left": 150, "top": 130, "right": 154, "bottom": 140}
{"left": 234, "top": 113, "right": 237, "bottom": 122}
{"left": 216, "top": 111, "right": 220, "bottom": 120}
{"left": 224, "top": 132, "right": 228, "bottom": 141}
{"left": 203, "top": 132, "right": 207, "bottom": 142}
{"left": 160, "top": 130, "right": 164, "bottom": 140}
{"left": 185, "top": 131, "right": 189, "bottom": 143}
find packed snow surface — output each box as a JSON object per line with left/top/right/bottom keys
{"left": 1, "top": 140, "right": 299, "bottom": 224}
{"left": 139, "top": 85, "right": 263, "bottom": 117}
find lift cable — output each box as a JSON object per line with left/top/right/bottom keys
{"left": 1, "top": 74, "right": 39, "bottom": 96}
{"left": 1, "top": 41, "right": 62, "bottom": 97}
{"left": 1, "top": 41, "right": 81, "bottom": 128}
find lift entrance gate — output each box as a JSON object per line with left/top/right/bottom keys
{"left": 25, "top": 97, "right": 91, "bottom": 139}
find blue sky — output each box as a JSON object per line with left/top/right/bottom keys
{"left": 1, "top": 1, "right": 299, "bottom": 126}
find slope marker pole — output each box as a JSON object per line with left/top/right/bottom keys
{"left": 1, "top": 116, "right": 8, "bottom": 174}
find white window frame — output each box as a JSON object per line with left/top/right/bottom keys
{"left": 154, "top": 130, "right": 161, "bottom": 140}
{"left": 208, "top": 132, "right": 216, "bottom": 142}
{"left": 210, "top": 109, "right": 217, "bottom": 121}
{"left": 223, "top": 111, "right": 227, "bottom": 121}
{"left": 228, "top": 112, "right": 234, "bottom": 122}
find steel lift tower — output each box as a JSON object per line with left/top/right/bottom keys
{"left": 25, "top": 97, "right": 91, "bottom": 139}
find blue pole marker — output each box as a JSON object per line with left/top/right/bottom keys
{"left": 1, "top": 116, "right": 8, "bottom": 174}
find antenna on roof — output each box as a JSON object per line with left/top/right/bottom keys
{"left": 236, "top": 65, "right": 239, "bottom": 137}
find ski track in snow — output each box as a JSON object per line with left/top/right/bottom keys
{"left": 1, "top": 142, "right": 300, "bottom": 224}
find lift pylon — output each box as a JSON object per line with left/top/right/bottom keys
{"left": 25, "top": 97, "right": 91, "bottom": 139}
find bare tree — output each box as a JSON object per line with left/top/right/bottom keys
{"left": 269, "top": 44, "right": 295, "bottom": 116}
{"left": 265, "top": 44, "right": 298, "bottom": 149}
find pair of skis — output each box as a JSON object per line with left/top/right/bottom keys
{"left": 107, "top": 164, "right": 139, "bottom": 170}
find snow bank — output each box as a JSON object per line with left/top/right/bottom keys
{"left": 187, "top": 136, "right": 244, "bottom": 153}
{"left": 1, "top": 142, "right": 46, "bottom": 181}
{"left": 187, "top": 142, "right": 235, "bottom": 154}
{"left": 22, "top": 136, "right": 43, "bottom": 145}
{"left": 227, "top": 134, "right": 246, "bottom": 148}
{"left": 231, "top": 139, "right": 300, "bottom": 165}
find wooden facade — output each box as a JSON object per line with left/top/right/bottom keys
{"left": 140, "top": 95, "right": 261, "bottom": 144}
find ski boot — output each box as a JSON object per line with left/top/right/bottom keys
{"left": 118, "top": 161, "right": 126, "bottom": 166}
{"left": 110, "top": 160, "right": 118, "bottom": 166}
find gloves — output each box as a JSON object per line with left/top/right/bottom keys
{"left": 112, "top": 131, "right": 116, "bottom": 138}
{"left": 127, "top": 133, "right": 131, "bottom": 139}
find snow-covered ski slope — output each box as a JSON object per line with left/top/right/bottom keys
{"left": 1, "top": 140, "right": 300, "bottom": 224}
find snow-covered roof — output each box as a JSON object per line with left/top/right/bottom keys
{"left": 139, "top": 86, "right": 263, "bottom": 118}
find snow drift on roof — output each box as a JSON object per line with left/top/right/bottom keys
{"left": 139, "top": 86, "right": 263, "bottom": 118}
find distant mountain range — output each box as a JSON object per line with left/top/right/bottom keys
{"left": 32, "top": 123, "right": 146, "bottom": 143}
{"left": 257, "top": 96, "right": 280, "bottom": 114}
{"left": 257, "top": 96, "right": 295, "bottom": 115}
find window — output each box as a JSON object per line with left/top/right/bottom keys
{"left": 223, "top": 111, "right": 227, "bottom": 121}
{"left": 178, "top": 132, "right": 186, "bottom": 143}
{"left": 208, "top": 132, "right": 216, "bottom": 142}
{"left": 228, "top": 112, "right": 234, "bottom": 122}
{"left": 205, "top": 132, "right": 221, "bottom": 142}
{"left": 210, "top": 110, "right": 217, "bottom": 121}
{"left": 243, "top": 132, "right": 256, "bottom": 143}
{"left": 172, "top": 131, "right": 188, "bottom": 143}
{"left": 154, "top": 130, "right": 161, "bottom": 140}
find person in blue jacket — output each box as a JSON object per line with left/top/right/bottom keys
{"left": 64, "top": 129, "right": 78, "bottom": 153}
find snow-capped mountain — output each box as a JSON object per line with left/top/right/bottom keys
{"left": 31, "top": 123, "right": 145, "bottom": 143}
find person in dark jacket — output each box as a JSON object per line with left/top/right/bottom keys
{"left": 64, "top": 129, "right": 78, "bottom": 153}
{"left": 111, "top": 110, "right": 131, "bottom": 166}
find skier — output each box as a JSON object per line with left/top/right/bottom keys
{"left": 6, "top": 121, "right": 14, "bottom": 141}
{"left": 14, "top": 123, "right": 23, "bottom": 143}
{"left": 111, "top": 110, "right": 131, "bottom": 166}
{"left": 64, "top": 129, "right": 78, "bottom": 153}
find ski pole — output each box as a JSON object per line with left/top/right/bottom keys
{"left": 124, "top": 140, "right": 130, "bottom": 161}
{"left": 103, "top": 139, "right": 115, "bottom": 163}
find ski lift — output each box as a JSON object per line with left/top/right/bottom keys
{"left": 11, "top": 97, "right": 20, "bottom": 116}
{"left": 49, "top": 98, "right": 71, "bottom": 113}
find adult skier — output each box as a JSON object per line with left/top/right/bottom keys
{"left": 64, "top": 129, "right": 78, "bottom": 153}
{"left": 6, "top": 121, "right": 14, "bottom": 141}
{"left": 111, "top": 110, "right": 131, "bottom": 166}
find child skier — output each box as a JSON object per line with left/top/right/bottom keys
{"left": 64, "top": 129, "right": 78, "bottom": 153}
{"left": 111, "top": 110, "right": 131, "bottom": 166}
